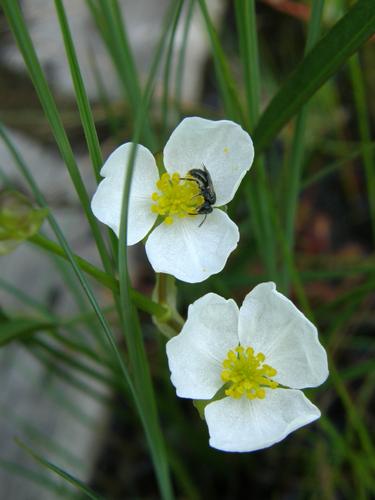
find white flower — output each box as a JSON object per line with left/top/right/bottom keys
{"left": 91, "top": 117, "right": 254, "bottom": 283}
{"left": 166, "top": 282, "right": 329, "bottom": 452}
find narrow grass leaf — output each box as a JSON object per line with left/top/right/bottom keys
{"left": 117, "top": 4, "right": 185, "bottom": 498}
{"left": 0, "top": 316, "right": 52, "bottom": 347}
{"left": 0, "top": 458, "right": 74, "bottom": 498}
{"left": 197, "top": 0, "right": 244, "bottom": 122}
{"left": 281, "top": 0, "right": 324, "bottom": 291}
{"left": 234, "top": 0, "right": 278, "bottom": 279}
{"left": 1, "top": 0, "right": 113, "bottom": 276}
{"left": 54, "top": 0, "right": 103, "bottom": 182}
{"left": 15, "top": 439, "right": 102, "bottom": 500}
{"left": 253, "top": 0, "right": 375, "bottom": 153}
{"left": 348, "top": 53, "right": 375, "bottom": 245}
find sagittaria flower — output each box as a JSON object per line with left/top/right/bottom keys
{"left": 166, "top": 282, "right": 328, "bottom": 452}
{"left": 91, "top": 117, "right": 254, "bottom": 282}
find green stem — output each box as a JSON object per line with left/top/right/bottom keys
{"left": 235, "top": 0, "right": 278, "bottom": 280}
{"left": 30, "top": 338, "right": 115, "bottom": 388}
{"left": 29, "top": 233, "right": 167, "bottom": 318}
{"left": 348, "top": 53, "right": 375, "bottom": 246}
{"left": 154, "top": 274, "right": 184, "bottom": 338}
{"left": 0, "top": 2, "right": 113, "bottom": 277}
{"left": 282, "top": 0, "right": 324, "bottom": 292}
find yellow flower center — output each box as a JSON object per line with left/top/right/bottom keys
{"left": 150, "top": 172, "right": 204, "bottom": 225}
{"left": 221, "top": 345, "right": 278, "bottom": 400}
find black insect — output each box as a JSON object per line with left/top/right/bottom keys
{"left": 183, "top": 165, "right": 216, "bottom": 227}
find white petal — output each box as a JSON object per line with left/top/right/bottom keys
{"left": 205, "top": 389, "right": 320, "bottom": 452}
{"left": 91, "top": 143, "right": 159, "bottom": 245}
{"left": 145, "top": 209, "right": 239, "bottom": 282}
{"left": 166, "top": 293, "right": 240, "bottom": 399}
{"left": 163, "top": 117, "right": 254, "bottom": 206}
{"left": 238, "top": 282, "right": 328, "bottom": 389}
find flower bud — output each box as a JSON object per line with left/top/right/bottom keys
{"left": 0, "top": 190, "right": 48, "bottom": 255}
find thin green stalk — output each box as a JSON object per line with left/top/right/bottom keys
{"left": 48, "top": 329, "right": 110, "bottom": 367}
{"left": 0, "top": 277, "right": 55, "bottom": 320}
{"left": 15, "top": 439, "right": 101, "bottom": 500}
{"left": 0, "top": 1, "right": 113, "bottom": 277}
{"left": 117, "top": 4, "right": 185, "bottom": 498}
{"left": 319, "top": 417, "right": 375, "bottom": 495}
{"left": 234, "top": 0, "right": 260, "bottom": 127}
{"left": 282, "top": 0, "right": 324, "bottom": 292}
{"left": 252, "top": 0, "right": 375, "bottom": 154}
{"left": 28, "top": 233, "right": 167, "bottom": 318}
{"left": 28, "top": 347, "right": 111, "bottom": 407}
{"left": 329, "top": 361, "right": 375, "bottom": 470}
{"left": 269, "top": 201, "right": 375, "bottom": 465}
{"left": 348, "top": 53, "right": 375, "bottom": 245}
{"left": 30, "top": 338, "right": 115, "bottom": 388}
{"left": 0, "top": 115, "right": 139, "bottom": 438}
{"left": 0, "top": 164, "right": 12, "bottom": 185}
{"left": 234, "top": 0, "right": 278, "bottom": 279}
{"left": 302, "top": 143, "right": 375, "bottom": 189}
{"left": 1, "top": 137, "right": 97, "bottom": 340}
{"left": 0, "top": 459, "right": 73, "bottom": 498}
{"left": 54, "top": 0, "right": 102, "bottom": 182}
{"left": 87, "top": 0, "right": 156, "bottom": 150}
{"left": 161, "top": 0, "right": 184, "bottom": 141}
{"left": 197, "top": 0, "right": 243, "bottom": 122}
{"left": 0, "top": 100, "right": 173, "bottom": 492}
{"left": 174, "top": 0, "right": 195, "bottom": 119}
{"left": 0, "top": 405, "right": 84, "bottom": 472}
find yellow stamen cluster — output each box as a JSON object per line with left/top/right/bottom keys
{"left": 151, "top": 172, "right": 204, "bottom": 224}
{"left": 221, "top": 345, "right": 278, "bottom": 400}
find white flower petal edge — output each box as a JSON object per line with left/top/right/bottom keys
{"left": 205, "top": 389, "right": 320, "bottom": 452}
{"left": 91, "top": 143, "right": 159, "bottom": 245}
{"left": 238, "top": 282, "right": 329, "bottom": 389}
{"left": 145, "top": 208, "right": 239, "bottom": 283}
{"left": 163, "top": 117, "right": 254, "bottom": 206}
{"left": 166, "top": 293, "right": 239, "bottom": 399}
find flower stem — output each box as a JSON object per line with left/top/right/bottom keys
{"left": 154, "top": 274, "right": 184, "bottom": 338}
{"left": 29, "top": 233, "right": 167, "bottom": 318}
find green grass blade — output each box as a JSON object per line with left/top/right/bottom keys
{"left": 28, "top": 346, "right": 112, "bottom": 406}
{"left": 1, "top": 405, "right": 84, "bottom": 472}
{"left": 348, "top": 53, "right": 375, "bottom": 245}
{"left": 0, "top": 316, "right": 52, "bottom": 347}
{"left": 54, "top": 0, "right": 103, "bottom": 183}
{"left": 117, "top": 4, "right": 185, "bottom": 498}
{"left": 234, "top": 0, "right": 278, "bottom": 279}
{"left": 252, "top": 0, "right": 375, "bottom": 153}
{"left": 86, "top": 0, "right": 156, "bottom": 149}
{"left": 161, "top": 1, "right": 184, "bottom": 141}
{"left": 0, "top": 458, "right": 74, "bottom": 498}
{"left": 0, "top": 0, "right": 113, "bottom": 276}
{"left": 174, "top": 0, "right": 195, "bottom": 119}
{"left": 197, "top": 0, "right": 244, "bottom": 122}
{"left": 0, "top": 277, "right": 55, "bottom": 319}
{"left": 281, "top": 0, "right": 324, "bottom": 291}
{"left": 0, "top": 123, "right": 138, "bottom": 416}
{"left": 15, "top": 439, "right": 102, "bottom": 500}
{"left": 234, "top": 0, "right": 261, "bottom": 126}
{"left": 302, "top": 143, "right": 375, "bottom": 189}
{"left": 28, "top": 233, "right": 166, "bottom": 317}
{"left": 29, "top": 337, "right": 115, "bottom": 388}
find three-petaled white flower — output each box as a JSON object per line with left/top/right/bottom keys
{"left": 166, "top": 282, "right": 328, "bottom": 452}
{"left": 91, "top": 117, "right": 254, "bottom": 283}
